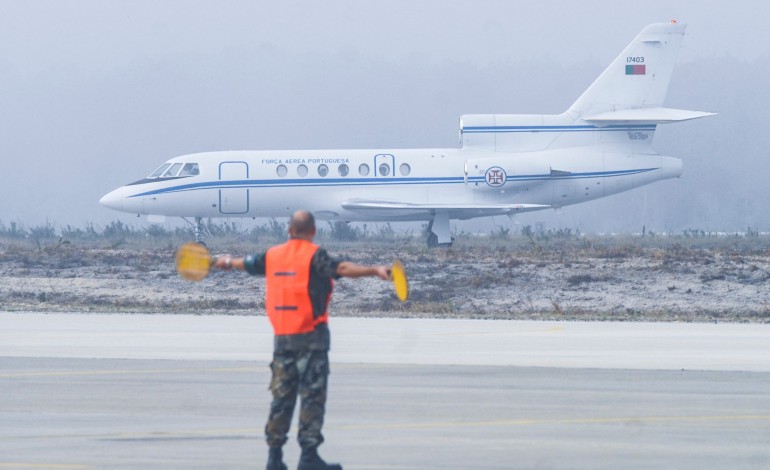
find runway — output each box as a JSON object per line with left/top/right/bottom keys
{"left": 1, "top": 313, "right": 769, "bottom": 469}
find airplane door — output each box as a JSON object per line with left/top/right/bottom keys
{"left": 219, "top": 161, "right": 249, "bottom": 215}
{"left": 374, "top": 154, "right": 395, "bottom": 177}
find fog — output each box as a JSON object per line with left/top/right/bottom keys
{"left": 2, "top": 0, "right": 769, "bottom": 233}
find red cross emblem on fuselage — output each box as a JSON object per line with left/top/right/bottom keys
{"left": 485, "top": 167, "right": 506, "bottom": 187}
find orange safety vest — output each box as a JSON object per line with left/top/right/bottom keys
{"left": 265, "top": 239, "right": 331, "bottom": 335}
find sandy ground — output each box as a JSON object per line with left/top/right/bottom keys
{"left": 1, "top": 236, "right": 769, "bottom": 322}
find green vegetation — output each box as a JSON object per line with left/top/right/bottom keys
{"left": 2, "top": 219, "right": 769, "bottom": 255}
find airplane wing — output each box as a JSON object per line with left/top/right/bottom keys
{"left": 341, "top": 199, "right": 550, "bottom": 220}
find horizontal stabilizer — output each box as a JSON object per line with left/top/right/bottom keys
{"left": 584, "top": 107, "right": 716, "bottom": 126}
{"left": 342, "top": 200, "right": 549, "bottom": 220}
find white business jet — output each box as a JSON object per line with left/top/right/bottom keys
{"left": 100, "top": 21, "right": 713, "bottom": 246}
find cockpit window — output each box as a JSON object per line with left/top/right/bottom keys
{"left": 180, "top": 163, "right": 199, "bottom": 176}
{"left": 133, "top": 161, "right": 199, "bottom": 186}
{"left": 149, "top": 163, "right": 172, "bottom": 178}
{"left": 162, "top": 163, "right": 183, "bottom": 177}
{"left": 144, "top": 162, "right": 199, "bottom": 182}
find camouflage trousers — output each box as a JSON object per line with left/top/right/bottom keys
{"left": 265, "top": 349, "right": 329, "bottom": 450}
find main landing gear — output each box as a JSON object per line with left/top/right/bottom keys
{"left": 426, "top": 211, "right": 453, "bottom": 248}
{"left": 182, "top": 216, "right": 211, "bottom": 245}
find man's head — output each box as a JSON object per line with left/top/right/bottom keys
{"left": 288, "top": 210, "right": 316, "bottom": 240}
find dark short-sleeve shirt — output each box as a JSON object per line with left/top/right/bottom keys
{"left": 244, "top": 247, "right": 341, "bottom": 351}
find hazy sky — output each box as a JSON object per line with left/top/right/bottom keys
{"left": 2, "top": 0, "right": 769, "bottom": 232}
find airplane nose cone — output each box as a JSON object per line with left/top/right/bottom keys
{"left": 99, "top": 187, "right": 125, "bottom": 211}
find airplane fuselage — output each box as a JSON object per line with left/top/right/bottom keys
{"left": 100, "top": 145, "right": 682, "bottom": 221}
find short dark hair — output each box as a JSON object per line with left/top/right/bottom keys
{"left": 290, "top": 210, "right": 315, "bottom": 236}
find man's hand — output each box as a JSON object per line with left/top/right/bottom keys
{"left": 374, "top": 265, "right": 391, "bottom": 281}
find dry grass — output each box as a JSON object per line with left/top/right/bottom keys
{"left": 1, "top": 229, "right": 769, "bottom": 322}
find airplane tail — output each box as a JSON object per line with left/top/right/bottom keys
{"left": 460, "top": 21, "right": 714, "bottom": 152}
{"left": 567, "top": 21, "right": 687, "bottom": 118}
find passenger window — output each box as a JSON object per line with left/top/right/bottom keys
{"left": 149, "top": 163, "right": 171, "bottom": 178}
{"left": 358, "top": 164, "right": 370, "bottom": 176}
{"left": 297, "top": 164, "right": 308, "bottom": 177}
{"left": 338, "top": 164, "right": 349, "bottom": 176}
{"left": 276, "top": 164, "right": 288, "bottom": 177}
{"left": 318, "top": 164, "right": 329, "bottom": 177}
{"left": 180, "top": 163, "right": 199, "bottom": 176}
{"left": 399, "top": 163, "right": 411, "bottom": 176}
{"left": 162, "top": 163, "right": 183, "bottom": 177}
{"left": 378, "top": 163, "right": 390, "bottom": 176}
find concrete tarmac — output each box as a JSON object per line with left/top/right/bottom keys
{"left": 1, "top": 313, "right": 769, "bottom": 469}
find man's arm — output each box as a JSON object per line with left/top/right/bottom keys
{"left": 212, "top": 253, "right": 266, "bottom": 275}
{"left": 213, "top": 256, "right": 244, "bottom": 271}
{"left": 336, "top": 261, "right": 390, "bottom": 280}
{"left": 312, "top": 248, "right": 389, "bottom": 281}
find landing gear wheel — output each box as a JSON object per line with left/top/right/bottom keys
{"left": 427, "top": 232, "right": 438, "bottom": 248}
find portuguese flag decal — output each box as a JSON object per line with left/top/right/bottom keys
{"left": 625, "top": 64, "right": 646, "bottom": 75}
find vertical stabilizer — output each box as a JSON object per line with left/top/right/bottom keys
{"left": 568, "top": 22, "right": 687, "bottom": 119}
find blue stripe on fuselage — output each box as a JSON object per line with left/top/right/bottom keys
{"left": 467, "top": 168, "right": 656, "bottom": 183}
{"left": 461, "top": 124, "right": 656, "bottom": 133}
{"left": 127, "top": 168, "right": 658, "bottom": 198}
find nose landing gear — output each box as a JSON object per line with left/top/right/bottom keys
{"left": 182, "top": 216, "right": 211, "bottom": 245}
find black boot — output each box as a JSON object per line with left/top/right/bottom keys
{"left": 266, "top": 446, "right": 287, "bottom": 470}
{"left": 297, "top": 447, "right": 342, "bottom": 470}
